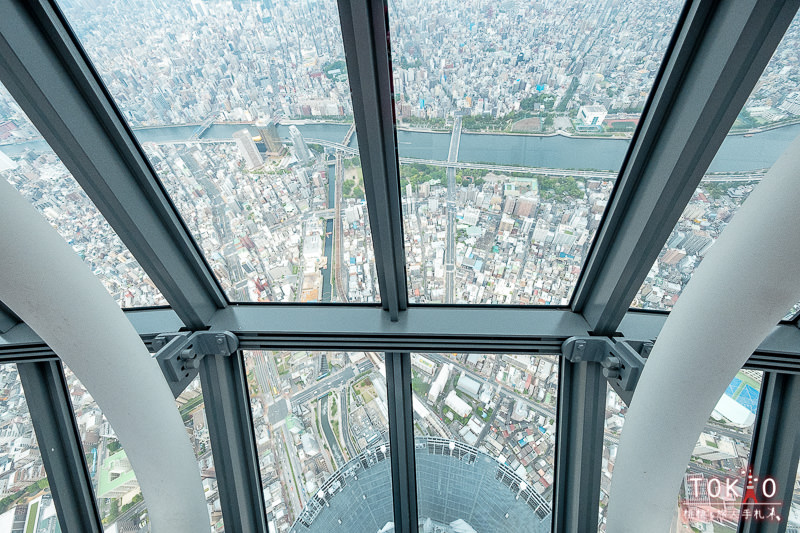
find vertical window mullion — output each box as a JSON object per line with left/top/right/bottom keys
{"left": 337, "top": 0, "right": 408, "bottom": 320}
{"left": 17, "top": 359, "right": 103, "bottom": 533}
{"left": 738, "top": 371, "right": 800, "bottom": 533}
{"left": 553, "top": 359, "right": 606, "bottom": 533}
{"left": 385, "top": 352, "right": 419, "bottom": 532}
{"left": 198, "top": 350, "right": 269, "bottom": 532}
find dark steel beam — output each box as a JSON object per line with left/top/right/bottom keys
{"left": 17, "top": 360, "right": 103, "bottom": 533}
{"left": 3, "top": 307, "right": 800, "bottom": 368}
{"left": 552, "top": 360, "right": 607, "bottom": 533}
{"left": 385, "top": 352, "right": 419, "bottom": 533}
{"left": 0, "top": 302, "right": 19, "bottom": 334}
{"left": 572, "top": 0, "right": 800, "bottom": 335}
{"left": 337, "top": 0, "right": 408, "bottom": 320}
{"left": 0, "top": 1, "right": 226, "bottom": 329}
{"left": 738, "top": 372, "right": 800, "bottom": 533}
{"left": 198, "top": 352, "right": 269, "bottom": 533}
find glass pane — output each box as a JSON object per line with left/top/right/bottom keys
{"left": 390, "top": 0, "right": 684, "bottom": 304}
{"left": 632, "top": 13, "right": 800, "bottom": 314}
{"left": 598, "top": 386, "right": 623, "bottom": 531}
{"left": 65, "top": 367, "right": 149, "bottom": 530}
{"left": 67, "top": 368, "right": 219, "bottom": 531}
{"left": 412, "top": 353, "right": 557, "bottom": 531}
{"left": 244, "top": 351, "right": 392, "bottom": 531}
{"left": 57, "top": 1, "right": 379, "bottom": 303}
{"left": 176, "top": 377, "right": 224, "bottom": 532}
{"left": 599, "top": 371, "right": 763, "bottom": 531}
{"left": 0, "top": 364, "right": 62, "bottom": 533}
{"left": 679, "top": 370, "right": 763, "bottom": 530}
{"left": 0, "top": 84, "right": 165, "bottom": 308}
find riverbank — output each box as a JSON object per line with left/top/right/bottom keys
{"left": 3, "top": 119, "right": 798, "bottom": 174}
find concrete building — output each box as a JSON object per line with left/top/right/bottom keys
{"left": 289, "top": 125, "right": 313, "bottom": 164}
{"left": 233, "top": 128, "right": 263, "bottom": 169}
{"left": 445, "top": 390, "right": 472, "bottom": 419}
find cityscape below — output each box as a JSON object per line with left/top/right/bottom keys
{"left": 0, "top": 0, "right": 798, "bottom": 532}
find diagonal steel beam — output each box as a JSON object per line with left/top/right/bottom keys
{"left": 572, "top": 0, "right": 800, "bottom": 335}
{"left": 0, "top": 1, "right": 226, "bottom": 329}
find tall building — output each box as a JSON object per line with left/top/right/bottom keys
{"left": 289, "top": 125, "right": 313, "bottom": 164}
{"left": 232, "top": 129, "right": 263, "bottom": 169}
{"left": 255, "top": 117, "right": 284, "bottom": 155}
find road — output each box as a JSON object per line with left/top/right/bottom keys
{"left": 280, "top": 424, "right": 305, "bottom": 515}
{"left": 475, "top": 392, "right": 504, "bottom": 446}
{"left": 340, "top": 387, "right": 356, "bottom": 459}
{"left": 333, "top": 151, "right": 348, "bottom": 302}
{"left": 319, "top": 394, "right": 346, "bottom": 468}
{"left": 290, "top": 367, "right": 355, "bottom": 406}
{"left": 252, "top": 350, "right": 280, "bottom": 397}
{"left": 444, "top": 117, "right": 462, "bottom": 303}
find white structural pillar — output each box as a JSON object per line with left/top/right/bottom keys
{"left": 0, "top": 179, "right": 209, "bottom": 532}
{"left": 606, "top": 134, "right": 800, "bottom": 532}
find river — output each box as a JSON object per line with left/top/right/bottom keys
{"left": 3, "top": 121, "right": 799, "bottom": 173}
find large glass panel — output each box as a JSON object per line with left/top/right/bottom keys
{"left": 175, "top": 377, "right": 223, "bottom": 532}
{"left": 390, "top": 0, "right": 684, "bottom": 303}
{"left": 0, "top": 84, "right": 165, "bottom": 308}
{"left": 65, "top": 367, "right": 149, "bottom": 530}
{"left": 633, "top": 14, "right": 800, "bottom": 317}
{"left": 412, "top": 352, "right": 557, "bottom": 531}
{"left": 599, "top": 371, "right": 762, "bottom": 531}
{"left": 57, "top": 1, "right": 379, "bottom": 303}
{"left": 66, "top": 368, "right": 220, "bottom": 531}
{"left": 0, "top": 364, "right": 61, "bottom": 533}
{"left": 244, "top": 351, "right": 392, "bottom": 532}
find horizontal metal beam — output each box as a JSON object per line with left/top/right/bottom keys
{"left": 338, "top": 0, "right": 408, "bottom": 319}
{"left": 213, "top": 305, "right": 588, "bottom": 353}
{"left": 572, "top": 0, "right": 800, "bottom": 335}
{"left": 0, "top": 1, "right": 226, "bottom": 329}
{"left": 17, "top": 360, "right": 103, "bottom": 533}
{"left": 3, "top": 307, "right": 800, "bottom": 368}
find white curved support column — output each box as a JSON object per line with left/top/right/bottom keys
{"left": 606, "top": 134, "right": 800, "bottom": 532}
{"left": 0, "top": 179, "right": 209, "bottom": 532}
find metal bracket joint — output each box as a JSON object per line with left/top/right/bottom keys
{"left": 562, "top": 336, "right": 653, "bottom": 403}
{"left": 152, "top": 331, "right": 238, "bottom": 397}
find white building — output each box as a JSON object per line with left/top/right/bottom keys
{"left": 445, "top": 390, "right": 472, "bottom": 418}
{"left": 233, "top": 129, "right": 263, "bottom": 169}
{"left": 289, "top": 125, "right": 312, "bottom": 164}
{"left": 692, "top": 433, "right": 738, "bottom": 462}
{"left": 577, "top": 104, "right": 608, "bottom": 127}
{"left": 429, "top": 363, "right": 451, "bottom": 403}
{"left": 456, "top": 373, "right": 481, "bottom": 398}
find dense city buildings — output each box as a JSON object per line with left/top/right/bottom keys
{"left": 1, "top": 0, "right": 800, "bottom": 532}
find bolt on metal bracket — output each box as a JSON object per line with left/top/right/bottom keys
{"left": 562, "top": 336, "right": 654, "bottom": 405}
{"left": 152, "top": 331, "right": 239, "bottom": 398}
